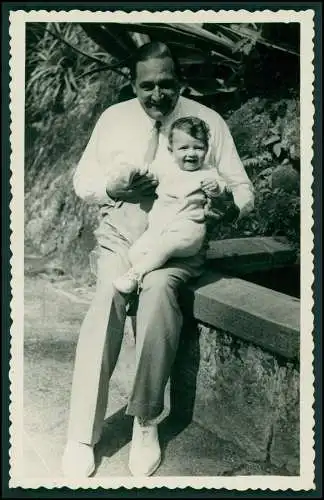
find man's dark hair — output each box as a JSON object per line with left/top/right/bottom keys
{"left": 129, "top": 41, "right": 182, "bottom": 81}
{"left": 168, "top": 116, "right": 211, "bottom": 148}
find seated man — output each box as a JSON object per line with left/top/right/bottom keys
{"left": 62, "top": 41, "right": 254, "bottom": 478}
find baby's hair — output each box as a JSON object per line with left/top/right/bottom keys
{"left": 168, "top": 116, "right": 210, "bottom": 148}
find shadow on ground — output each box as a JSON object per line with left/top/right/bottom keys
{"left": 22, "top": 269, "right": 292, "bottom": 478}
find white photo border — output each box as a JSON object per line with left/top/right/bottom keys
{"left": 9, "top": 8, "right": 315, "bottom": 490}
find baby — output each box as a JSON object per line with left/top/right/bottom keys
{"left": 113, "top": 116, "right": 227, "bottom": 293}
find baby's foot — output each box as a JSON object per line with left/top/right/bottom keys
{"left": 113, "top": 268, "right": 142, "bottom": 294}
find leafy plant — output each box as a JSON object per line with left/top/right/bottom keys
{"left": 208, "top": 95, "right": 300, "bottom": 250}
{"left": 209, "top": 179, "right": 300, "bottom": 253}
{"left": 25, "top": 22, "right": 125, "bottom": 120}
{"left": 242, "top": 151, "right": 273, "bottom": 173}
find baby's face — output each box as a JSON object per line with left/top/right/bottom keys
{"left": 169, "top": 129, "right": 208, "bottom": 171}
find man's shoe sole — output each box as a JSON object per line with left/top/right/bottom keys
{"left": 129, "top": 455, "right": 161, "bottom": 477}
{"left": 86, "top": 462, "right": 96, "bottom": 477}
{"left": 62, "top": 461, "right": 95, "bottom": 478}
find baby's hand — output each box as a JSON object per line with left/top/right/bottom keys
{"left": 134, "top": 166, "right": 158, "bottom": 184}
{"left": 130, "top": 166, "right": 148, "bottom": 182}
{"left": 137, "top": 166, "right": 149, "bottom": 177}
{"left": 201, "top": 178, "right": 222, "bottom": 198}
{"left": 132, "top": 166, "right": 159, "bottom": 181}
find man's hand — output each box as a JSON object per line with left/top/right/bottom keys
{"left": 204, "top": 187, "right": 239, "bottom": 225}
{"left": 204, "top": 199, "right": 224, "bottom": 221}
{"left": 107, "top": 171, "right": 158, "bottom": 202}
{"left": 131, "top": 171, "right": 159, "bottom": 198}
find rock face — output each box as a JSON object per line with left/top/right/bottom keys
{"left": 171, "top": 323, "right": 300, "bottom": 474}
{"left": 25, "top": 72, "right": 124, "bottom": 283}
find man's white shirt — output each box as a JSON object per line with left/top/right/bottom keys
{"left": 73, "top": 96, "right": 254, "bottom": 213}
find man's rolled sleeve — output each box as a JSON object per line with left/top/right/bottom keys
{"left": 211, "top": 116, "right": 255, "bottom": 216}
{"left": 73, "top": 107, "right": 128, "bottom": 205}
{"left": 73, "top": 165, "right": 112, "bottom": 205}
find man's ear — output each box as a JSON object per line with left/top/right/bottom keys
{"left": 167, "top": 145, "right": 173, "bottom": 153}
{"left": 131, "top": 81, "right": 137, "bottom": 95}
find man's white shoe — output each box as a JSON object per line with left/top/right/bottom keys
{"left": 128, "top": 417, "right": 161, "bottom": 476}
{"left": 62, "top": 440, "right": 95, "bottom": 477}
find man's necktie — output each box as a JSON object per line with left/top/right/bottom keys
{"left": 144, "top": 121, "right": 162, "bottom": 167}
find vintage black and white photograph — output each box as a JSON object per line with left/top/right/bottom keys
{"left": 8, "top": 8, "right": 315, "bottom": 490}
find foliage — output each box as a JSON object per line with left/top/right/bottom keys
{"left": 25, "top": 23, "right": 126, "bottom": 184}
{"left": 25, "top": 22, "right": 124, "bottom": 121}
{"left": 24, "top": 23, "right": 127, "bottom": 281}
{"left": 210, "top": 182, "right": 300, "bottom": 251}
{"left": 209, "top": 97, "right": 300, "bottom": 251}
{"left": 25, "top": 22, "right": 299, "bottom": 120}
{"left": 79, "top": 22, "right": 299, "bottom": 102}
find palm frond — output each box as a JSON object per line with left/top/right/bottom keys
{"left": 80, "top": 23, "right": 137, "bottom": 62}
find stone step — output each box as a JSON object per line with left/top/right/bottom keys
{"left": 189, "top": 270, "right": 300, "bottom": 359}
{"left": 206, "top": 236, "right": 297, "bottom": 274}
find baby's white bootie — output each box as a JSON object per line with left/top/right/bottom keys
{"left": 113, "top": 268, "right": 142, "bottom": 294}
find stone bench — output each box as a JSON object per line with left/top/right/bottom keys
{"left": 172, "top": 271, "right": 300, "bottom": 473}
{"left": 90, "top": 236, "right": 300, "bottom": 473}
{"left": 206, "top": 236, "right": 298, "bottom": 274}
{"left": 175, "top": 238, "right": 299, "bottom": 474}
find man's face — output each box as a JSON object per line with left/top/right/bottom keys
{"left": 132, "top": 57, "right": 181, "bottom": 120}
{"left": 169, "top": 129, "right": 208, "bottom": 171}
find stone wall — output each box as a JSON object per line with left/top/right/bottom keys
{"left": 171, "top": 322, "right": 299, "bottom": 474}
{"left": 88, "top": 239, "right": 300, "bottom": 475}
